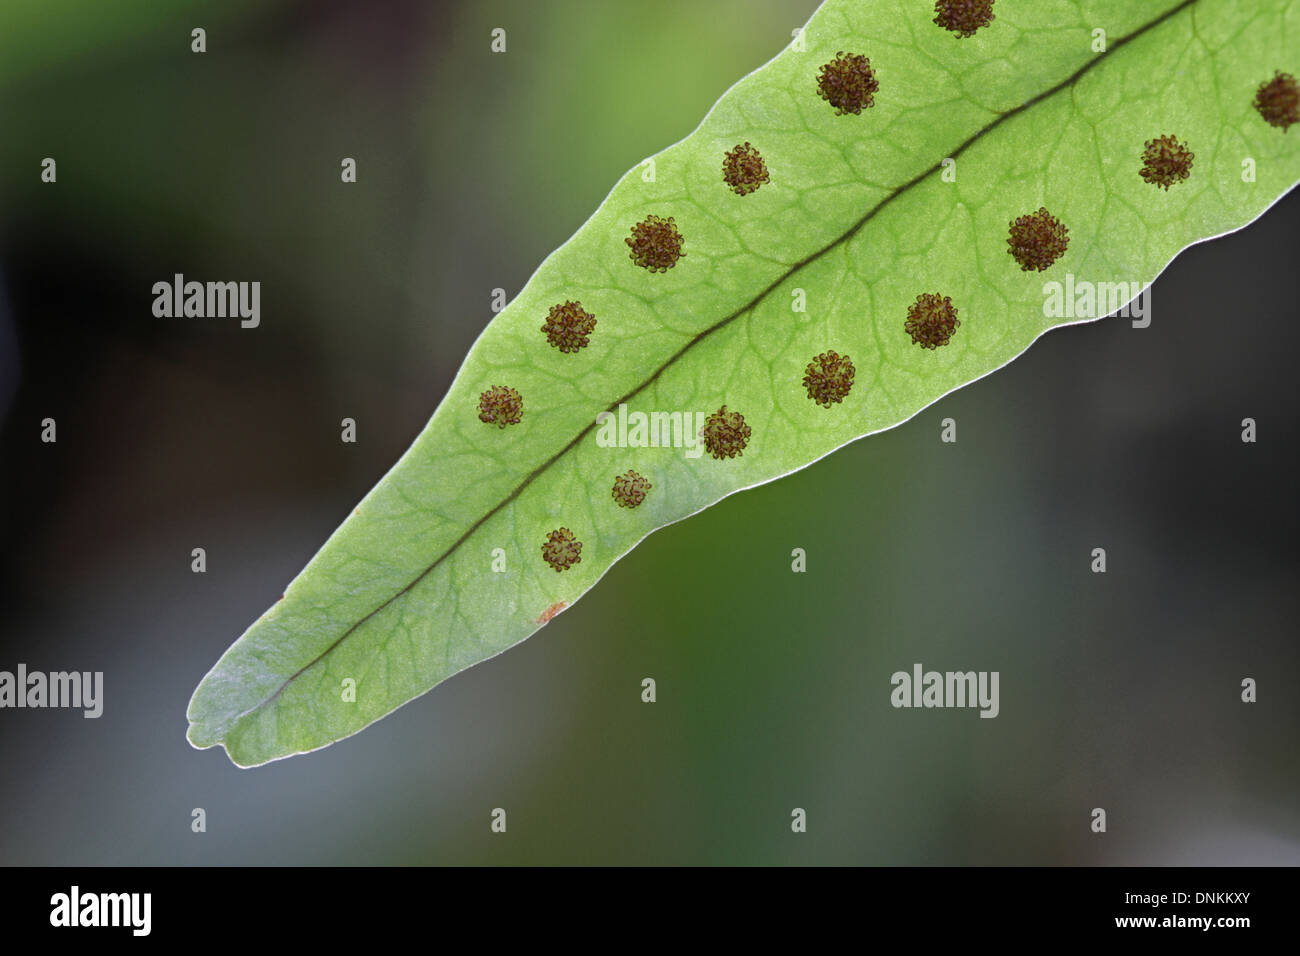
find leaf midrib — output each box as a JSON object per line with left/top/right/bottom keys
{"left": 246, "top": 0, "right": 1198, "bottom": 725}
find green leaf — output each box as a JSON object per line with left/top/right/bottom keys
{"left": 189, "top": 0, "right": 1300, "bottom": 767}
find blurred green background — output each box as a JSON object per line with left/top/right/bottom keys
{"left": 0, "top": 0, "right": 1296, "bottom": 865}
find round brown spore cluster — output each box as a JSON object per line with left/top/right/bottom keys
{"left": 701, "top": 406, "right": 751, "bottom": 459}
{"left": 723, "top": 142, "right": 771, "bottom": 196}
{"left": 803, "top": 350, "right": 855, "bottom": 406}
{"left": 541, "top": 527, "right": 582, "bottom": 572}
{"left": 905, "top": 293, "right": 960, "bottom": 349}
{"left": 626, "top": 215, "right": 685, "bottom": 272}
{"left": 816, "top": 52, "right": 879, "bottom": 115}
{"left": 1007, "top": 207, "right": 1069, "bottom": 272}
{"left": 1254, "top": 71, "right": 1300, "bottom": 131}
{"left": 611, "top": 470, "right": 652, "bottom": 508}
{"left": 1140, "top": 135, "right": 1194, "bottom": 189}
{"left": 478, "top": 385, "right": 523, "bottom": 427}
{"left": 934, "top": 0, "right": 995, "bottom": 38}
{"left": 541, "top": 300, "right": 596, "bottom": 353}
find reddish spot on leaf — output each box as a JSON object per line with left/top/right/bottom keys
{"left": 537, "top": 602, "right": 567, "bottom": 624}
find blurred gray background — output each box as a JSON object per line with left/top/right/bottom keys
{"left": 0, "top": 0, "right": 1295, "bottom": 865}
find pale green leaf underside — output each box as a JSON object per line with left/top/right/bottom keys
{"left": 189, "top": 0, "right": 1300, "bottom": 767}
